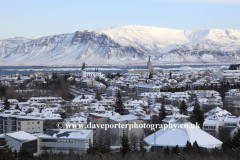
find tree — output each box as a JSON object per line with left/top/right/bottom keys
{"left": 130, "top": 133, "right": 138, "bottom": 153}
{"left": 192, "top": 141, "right": 201, "bottom": 153}
{"left": 180, "top": 100, "right": 188, "bottom": 115}
{"left": 231, "top": 128, "right": 240, "bottom": 149}
{"left": 218, "top": 128, "right": 230, "bottom": 142}
{"left": 171, "top": 145, "right": 180, "bottom": 155}
{"left": 15, "top": 104, "right": 20, "bottom": 110}
{"left": 222, "top": 138, "right": 233, "bottom": 151}
{"left": 169, "top": 71, "right": 172, "bottom": 79}
{"left": 96, "top": 136, "right": 110, "bottom": 154}
{"left": 183, "top": 141, "right": 193, "bottom": 154}
{"left": 159, "top": 99, "right": 167, "bottom": 124}
{"left": 17, "top": 148, "right": 34, "bottom": 160}
{"left": 0, "top": 84, "right": 7, "bottom": 97}
{"left": 0, "top": 140, "right": 16, "bottom": 160}
{"left": 149, "top": 72, "right": 153, "bottom": 79}
{"left": 164, "top": 146, "right": 170, "bottom": 155}
{"left": 139, "top": 134, "right": 146, "bottom": 156}
{"left": 82, "top": 95, "right": 85, "bottom": 99}
{"left": 120, "top": 130, "right": 130, "bottom": 157}
{"left": 115, "top": 90, "right": 125, "bottom": 115}
{"left": 86, "top": 139, "right": 96, "bottom": 155}
{"left": 60, "top": 112, "right": 67, "bottom": 120}
{"left": 95, "top": 91, "right": 102, "bottom": 101}
{"left": 190, "top": 99, "right": 204, "bottom": 128}
{"left": 3, "top": 98, "right": 10, "bottom": 110}
{"left": 117, "top": 72, "right": 121, "bottom": 77}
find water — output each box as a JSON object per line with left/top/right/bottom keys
{"left": 0, "top": 64, "right": 227, "bottom": 77}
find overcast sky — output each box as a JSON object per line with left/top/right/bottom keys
{"left": 0, "top": 0, "right": 239, "bottom": 39}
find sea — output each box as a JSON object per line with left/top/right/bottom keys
{"left": 0, "top": 65, "right": 228, "bottom": 77}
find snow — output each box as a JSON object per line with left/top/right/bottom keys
{"left": 110, "top": 115, "right": 140, "bottom": 122}
{"left": 0, "top": 25, "right": 240, "bottom": 65}
{"left": 40, "top": 129, "right": 92, "bottom": 139}
{"left": 6, "top": 131, "right": 37, "bottom": 141}
{"left": 144, "top": 118, "right": 222, "bottom": 148}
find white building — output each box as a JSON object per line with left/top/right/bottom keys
{"left": 136, "top": 83, "right": 161, "bottom": 95}
{"left": 27, "top": 97, "right": 63, "bottom": 104}
{"left": 93, "top": 82, "right": 106, "bottom": 93}
{"left": 106, "top": 86, "right": 121, "bottom": 97}
{"left": 5, "top": 131, "right": 38, "bottom": 155}
{"left": 38, "top": 129, "right": 93, "bottom": 154}
{"left": 203, "top": 115, "right": 240, "bottom": 137}
{"left": 109, "top": 115, "right": 144, "bottom": 145}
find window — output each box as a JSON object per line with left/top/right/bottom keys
{"left": 28, "top": 127, "right": 30, "bottom": 130}
{"left": 27, "top": 122, "right": 30, "bottom": 125}
{"left": 32, "top": 122, "right": 34, "bottom": 124}
{"left": 37, "top": 121, "right": 40, "bottom": 124}
{"left": 32, "top": 127, "right": 34, "bottom": 130}
{"left": 42, "top": 139, "right": 57, "bottom": 142}
{"left": 37, "top": 127, "right": 40, "bottom": 129}
{"left": 210, "top": 126, "right": 215, "bottom": 129}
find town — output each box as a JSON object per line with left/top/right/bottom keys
{"left": 1, "top": 60, "right": 240, "bottom": 160}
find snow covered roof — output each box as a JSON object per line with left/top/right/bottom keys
{"left": 40, "top": 129, "right": 92, "bottom": 139}
{"left": 93, "top": 82, "right": 106, "bottom": 87}
{"left": 137, "top": 83, "right": 160, "bottom": 88}
{"left": 144, "top": 118, "right": 222, "bottom": 148}
{"left": 89, "top": 111, "right": 120, "bottom": 118}
{"left": 224, "top": 116, "right": 240, "bottom": 123}
{"left": 6, "top": 131, "right": 37, "bottom": 142}
{"left": 204, "top": 107, "right": 231, "bottom": 117}
{"left": 106, "top": 85, "right": 120, "bottom": 90}
{"left": 110, "top": 114, "right": 140, "bottom": 122}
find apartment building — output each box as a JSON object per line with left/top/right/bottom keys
{"left": 203, "top": 115, "right": 240, "bottom": 137}
{"left": 88, "top": 112, "right": 119, "bottom": 142}
{"left": 93, "top": 82, "right": 106, "bottom": 93}
{"left": 27, "top": 97, "right": 64, "bottom": 104}
{"left": 106, "top": 86, "right": 121, "bottom": 97}
{"left": 88, "top": 112, "right": 143, "bottom": 146}
{"left": 81, "top": 79, "right": 98, "bottom": 89}
{"left": 0, "top": 112, "right": 46, "bottom": 134}
{"left": 136, "top": 83, "right": 160, "bottom": 95}
{"left": 109, "top": 115, "right": 144, "bottom": 146}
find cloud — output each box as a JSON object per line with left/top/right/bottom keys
{"left": 140, "top": 0, "right": 240, "bottom": 4}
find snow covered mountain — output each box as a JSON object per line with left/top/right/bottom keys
{"left": 0, "top": 25, "right": 240, "bottom": 66}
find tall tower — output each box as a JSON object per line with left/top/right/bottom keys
{"left": 81, "top": 62, "right": 86, "bottom": 78}
{"left": 147, "top": 56, "right": 152, "bottom": 69}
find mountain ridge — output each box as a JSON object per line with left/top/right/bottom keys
{"left": 0, "top": 25, "right": 240, "bottom": 66}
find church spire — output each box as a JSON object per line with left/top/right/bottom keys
{"left": 147, "top": 56, "right": 152, "bottom": 69}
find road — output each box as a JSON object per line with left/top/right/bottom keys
{"left": 69, "top": 85, "right": 94, "bottom": 96}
